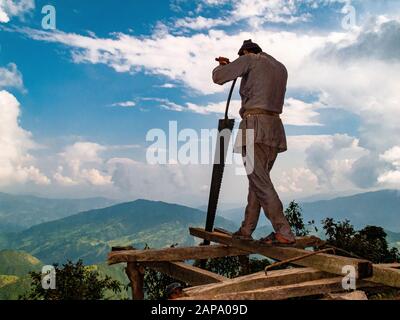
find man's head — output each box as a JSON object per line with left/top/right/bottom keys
{"left": 166, "top": 282, "right": 185, "bottom": 299}
{"left": 238, "top": 39, "right": 262, "bottom": 56}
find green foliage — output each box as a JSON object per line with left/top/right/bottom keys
{"left": 21, "top": 260, "right": 122, "bottom": 300}
{"left": 323, "top": 218, "right": 400, "bottom": 263}
{"left": 144, "top": 268, "right": 184, "bottom": 300}
{"left": 0, "top": 250, "right": 42, "bottom": 276}
{"left": 285, "top": 201, "right": 316, "bottom": 236}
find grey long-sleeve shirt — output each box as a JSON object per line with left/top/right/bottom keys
{"left": 212, "top": 52, "right": 288, "bottom": 153}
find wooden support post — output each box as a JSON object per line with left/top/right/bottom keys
{"left": 189, "top": 227, "right": 373, "bottom": 279}
{"left": 125, "top": 262, "right": 145, "bottom": 300}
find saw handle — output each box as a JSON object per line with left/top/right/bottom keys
{"left": 224, "top": 78, "right": 237, "bottom": 122}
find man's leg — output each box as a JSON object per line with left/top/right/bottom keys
{"left": 235, "top": 146, "right": 262, "bottom": 237}
{"left": 238, "top": 187, "right": 261, "bottom": 236}
{"left": 246, "top": 143, "right": 295, "bottom": 242}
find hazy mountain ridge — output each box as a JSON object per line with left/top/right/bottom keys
{"left": 0, "top": 199, "right": 237, "bottom": 264}
{"left": 0, "top": 192, "right": 117, "bottom": 232}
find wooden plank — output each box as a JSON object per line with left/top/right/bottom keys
{"left": 323, "top": 291, "right": 368, "bottom": 300}
{"left": 366, "top": 264, "right": 400, "bottom": 288}
{"left": 180, "top": 277, "right": 375, "bottom": 300}
{"left": 189, "top": 228, "right": 373, "bottom": 279}
{"left": 108, "top": 245, "right": 252, "bottom": 265}
{"left": 143, "top": 261, "right": 228, "bottom": 286}
{"left": 376, "top": 263, "right": 400, "bottom": 269}
{"left": 185, "top": 267, "right": 332, "bottom": 297}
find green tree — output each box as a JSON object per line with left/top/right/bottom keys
{"left": 21, "top": 260, "right": 122, "bottom": 300}
{"left": 323, "top": 218, "right": 400, "bottom": 263}
{"left": 285, "top": 201, "right": 316, "bottom": 236}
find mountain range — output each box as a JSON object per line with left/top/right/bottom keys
{"left": 220, "top": 189, "right": 400, "bottom": 232}
{"left": 0, "top": 199, "right": 236, "bottom": 265}
{"left": 0, "top": 193, "right": 116, "bottom": 232}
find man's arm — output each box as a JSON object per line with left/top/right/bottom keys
{"left": 212, "top": 55, "right": 251, "bottom": 85}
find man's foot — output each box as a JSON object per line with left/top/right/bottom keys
{"left": 259, "top": 232, "right": 296, "bottom": 245}
{"left": 232, "top": 230, "right": 253, "bottom": 241}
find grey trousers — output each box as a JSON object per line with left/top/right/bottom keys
{"left": 239, "top": 143, "right": 295, "bottom": 241}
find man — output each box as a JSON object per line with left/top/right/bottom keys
{"left": 212, "top": 40, "right": 296, "bottom": 245}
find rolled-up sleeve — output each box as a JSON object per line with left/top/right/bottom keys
{"left": 212, "top": 55, "right": 251, "bottom": 85}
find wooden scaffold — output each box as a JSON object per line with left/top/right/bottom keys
{"left": 108, "top": 227, "right": 400, "bottom": 300}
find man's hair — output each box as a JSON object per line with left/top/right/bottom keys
{"left": 245, "top": 47, "right": 262, "bottom": 55}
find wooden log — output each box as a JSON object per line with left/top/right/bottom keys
{"left": 189, "top": 228, "right": 373, "bottom": 279}
{"left": 376, "top": 263, "right": 400, "bottom": 269}
{"left": 323, "top": 290, "right": 368, "bottom": 300}
{"left": 125, "top": 262, "right": 145, "bottom": 300}
{"left": 143, "top": 261, "right": 227, "bottom": 286}
{"left": 108, "top": 245, "right": 252, "bottom": 265}
{"left": 180, "top": 277, "right": 375, "bottom": 300}
{"left": 185, "top": 267, "right": 332, "bottom": 297}
{"left": 366, "top": 264, "right": 400, "bottom": 288}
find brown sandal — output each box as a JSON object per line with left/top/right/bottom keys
{"left": 259, "top": 232, "right": 296, "bottom": 245}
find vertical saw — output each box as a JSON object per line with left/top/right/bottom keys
{"left": 203, "top": 78, "right": 237, "bottom": 245}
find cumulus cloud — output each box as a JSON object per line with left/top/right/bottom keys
{"left": 0, "top": 90, "right": 49, "bottom": 186}
{"left": 54, "top": 142, "right": 112, "bottom": 187}
{"left": 0, "top": 63, "right": 24, "bottom": 89}
{"left": 304, "top": 134, "right": 366, "bottom": 188}
{"left": 377, "top": 146, "right": 400, "bottom": 186}
{"left": 106, "top": 157, "right": 212, "bottom": 204}
{"left": 0, "top": 0, "right": 34, "bottom": 23}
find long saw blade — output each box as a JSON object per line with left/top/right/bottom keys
{"left": 203, "top": 79, "right": 237, "bottom": 245}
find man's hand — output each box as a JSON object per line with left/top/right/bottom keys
{"left": 215, "top": 57, "right": 230, "bottom": 66}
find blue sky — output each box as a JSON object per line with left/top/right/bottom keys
{"left": 1, "top": 0, "right": 400, "bottom": 206}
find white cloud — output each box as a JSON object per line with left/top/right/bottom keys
{"left": 282, "top": 98, "right": 322, "bottom": 126}
{"left": 175, "top": 16, "right": 231, "bottom": 31}
{"left": 111, "top": 101, "right": 136, "bottom": 108}
{"left": 0, "top": 0, "right": 35, "bottom": 23}
{"left": 16, "top": 25, "right": 346, "bottom": 95}
{"left": 277, "top": 167, "right": 319, "bottom": 193}
{"left": 377, "top": 146, "right": 400, "bottom": 186}
{"left": 54, "top": 142, "right": 112, "bottom": 187}
{"left": 0, "top": 90, "right": 49, "bottom": 186}
{"left": 380, "top": 146, "right": 400, "bottom": 167}
{"left": 0, "top": 63, "right": 24, "bottom": 89}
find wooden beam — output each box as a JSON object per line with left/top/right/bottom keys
{"left": 108, "top": 245, "right": 252, "bottom": 265}
{"left": 125, "top": 262, "right": 145, "bottom": 300}
{"left": 143, "top": 261, "right": 227, "bottom": 286}
{"left": 189, "top": 228, "right": 373, "bottom": 279}
{"left": 366, "top": 264, "right": 400, "bottom": 288}
{"left": 376, "top": 263, "right": 400, "bottom": 269}
{"left": 323, "top": 291, "right": 368, "bottom": 300}
{"left": 185, "top": 267, "right": 332, "bottom": 297}
{"left": 180, "top": 277, "right": 375, "bottom": 300}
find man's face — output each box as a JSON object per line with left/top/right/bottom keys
{"left": 243, "top": 49, "right": 250, "bottom": 55}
